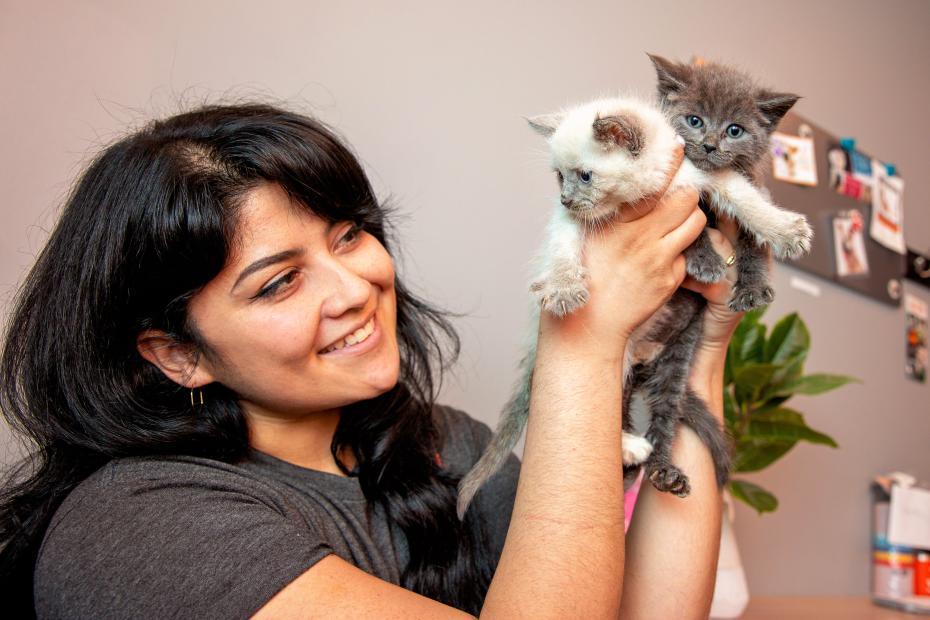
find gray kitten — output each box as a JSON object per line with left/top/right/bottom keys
{"left": 456, "top": 58, "right": 811, "bottom": 518}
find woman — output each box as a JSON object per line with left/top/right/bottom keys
{"left": 0, "top": 103, "right": 741, "bottom": 618}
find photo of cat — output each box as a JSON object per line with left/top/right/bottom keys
{"left": 457, "top": 55, "right": 813, "bottom": 520}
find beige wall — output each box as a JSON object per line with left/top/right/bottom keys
{"left": 2, "top": 0, "right": 928, "bottom": 596}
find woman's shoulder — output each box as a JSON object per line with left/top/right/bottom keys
{"left": 50, "top": 454, "right": 296, "bottom": 515}
{"left": 35, "top": 454, "right": 332, "bottom": 618}
{"left": 432, "top": 403, "right": 499, "bottom": 474}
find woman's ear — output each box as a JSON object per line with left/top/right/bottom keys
{"left": 136, "top": 329, "right": 216, "bottom": 388}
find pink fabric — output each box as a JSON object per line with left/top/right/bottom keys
{"left": 624, "top": 468, "right": 645, "bottom": 534}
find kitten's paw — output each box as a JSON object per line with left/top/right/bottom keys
{"left": 769, "top": 214, "right": 813, "bottom": 260}
{"left": 686, "top": 250, "right": 728, "bottom": 283}
{"left": 728, "top": 284, "right": 775, "bottom": 312}
{"left": 647, "top": 464, "right": 691, "bottom": 498}
{"left": 622, "top": 432, "right": 653, "bottom": 466}
{"left": 530, "top": 267, "right": 589, "bottom": 317}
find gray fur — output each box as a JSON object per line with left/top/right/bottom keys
{"left": 457, "top": 57, "right": 804, "bottom": 517}
{"left": 650, "top": 53, "right": 799, "bottom": 311}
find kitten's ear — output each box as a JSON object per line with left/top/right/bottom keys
{"left": 757, "top": 90, "right": 800, "bottom": 128}
{"left": 593, "top": 115, "right": 643, "bottom": 156}
{"left": 647, "top": 53, "right": 692, "bottom": 101}
{"left": 526, "top": 113, "right": 564, "bottom": 138}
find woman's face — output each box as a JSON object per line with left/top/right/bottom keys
{"left": 187, "top": 182, "right": 400, "bottom": 419}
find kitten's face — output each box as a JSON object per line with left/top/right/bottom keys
{"left": 529, "top": 112, "right": 644, "bottom": 224}
{"left": 649, "top": 54, "right": 798, "bottom": 175}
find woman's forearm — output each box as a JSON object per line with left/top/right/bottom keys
{"left": 481, "top": 315, "right": 627, "bottom": 619}
{"left": 618, "top": 340, "right": 730, "bottom": 620}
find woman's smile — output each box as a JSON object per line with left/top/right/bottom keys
{"left": 320, "top": 313, "right": 381, "bottom": 356}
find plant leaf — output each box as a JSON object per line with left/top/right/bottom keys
{"left": 723, "top": 387, "right": 737, "bottom": 429}
{"left": 740, "top": 324, "right": 766, "bottom": 364}
{"left": 764, "top": 313, "right": 810, "bottom": 365}
{"left": 729, "top": 479, "right": 779, "bottom": 514}
{"left": 733, "top": 439, "right": 796, "bottom": 472}
{"left": 771, "top": 373, "right": 860, "bottom": 396}
{"left": 765, "top": 354, "right": 807, "bottom": 398}
{"left": 747, "top": 418, "right": 838, "bottom": 447}
{"left": 733, "top": 363, "right": 779, "bottom": 406}
{"left": 743, "top": 306, "right": 768, "bottom": 326}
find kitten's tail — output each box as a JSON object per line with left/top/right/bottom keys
{"left": 680, "top": 386, "right": 733, "bottom": 488}
{"left": 456, "top": 344, "right": 536, "bottom": 520}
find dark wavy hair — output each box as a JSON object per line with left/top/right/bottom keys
{"left": 0, "top": 103, "right": 493, "bottom": 615}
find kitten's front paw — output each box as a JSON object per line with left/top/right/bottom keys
{"left": 530, "top": 267, "right": 589, "bottom": 317}
{"left": 647, "top": 464, "right": 691, "bottom": 498}
{"left": 622, "top": 432, "right": 653, "bottom": 466}
{"left": 770, "top": 214, "right": 813, "bottom": 260}
{"left": 686, "top": 249, "right": 728, "bottom": 283}
{"left": 728, "top": 284, "right": 775, "bottom": 312}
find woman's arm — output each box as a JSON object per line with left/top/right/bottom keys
{"left": 254, "top": 151, "right": 707, "bottom": 620}
{"left": 483, "top": 154, "right": 709, "bottom": 618}
{"left": 618, "top": 220, "right": 747, "bottom": 620}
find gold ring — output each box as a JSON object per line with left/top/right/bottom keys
{"left": 725, "top": 252, "right": 737, "bottom": 267}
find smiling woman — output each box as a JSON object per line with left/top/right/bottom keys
{"left": 1, "top": 101, "right": 731, "bottom": 620}
{"left": 0, "top": 104, "right": 502, "bottom": 617}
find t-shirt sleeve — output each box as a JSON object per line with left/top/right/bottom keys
{"left": 435, "top": 404, "right": 521, "bottom": 564}
{"left": 34, "top": 456, "right": 333, "bottom": 620}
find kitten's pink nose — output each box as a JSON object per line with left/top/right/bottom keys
{"left": 703, "top": 143, "right": 717, "bottom": 153}
{"left": 560, "top": 196, "right": 572, "bottom": 207}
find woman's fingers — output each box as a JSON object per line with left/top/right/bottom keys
{"left": 662, "top": 200, "right": 707, "bottom": 254}
{"left": 704, "top": 228, "right": 738, "bottom": 283}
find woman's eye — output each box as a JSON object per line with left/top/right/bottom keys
{"left": 255, "top": 270, "right": 299, "bottom": 299}
{"left": 687, "top": 115, "right": 704, "bottom": 129}
{"left": 338, "top": 223, "right": 364, "bottom": 248}
{"left": 726, "top": 124, "right": 744, "bottom": 138}
{"left": 579, "top": 170, "right": 592, "bottom": 184}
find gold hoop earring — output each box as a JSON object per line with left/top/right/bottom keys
{"left": 190, "top": 388, "right": 204, "bottom": 407}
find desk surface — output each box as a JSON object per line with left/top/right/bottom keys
{"left": 737, "top": 597, "right": 930, "bottom": 619}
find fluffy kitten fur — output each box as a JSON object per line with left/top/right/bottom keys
{"left": 456, "top": 57, "right": 812, "bottom": 519}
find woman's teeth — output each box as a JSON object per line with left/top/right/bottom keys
{"left": 323, "top": 317, "right": 375, "bottom": 353}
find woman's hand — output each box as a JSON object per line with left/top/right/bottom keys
{"left": 680, "top": 215, "right": 761, "bottom": 353}
{"left": 540, "top": 146, "right": 706, "bottom": 357}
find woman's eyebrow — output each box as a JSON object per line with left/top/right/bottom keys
{"left": 232, "top": 248, "right": 306, "bottom": 292}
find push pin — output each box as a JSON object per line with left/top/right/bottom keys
{"left": 839, "top": 137, "right": 856, "bottom": 151}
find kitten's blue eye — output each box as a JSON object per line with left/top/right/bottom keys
{"left": 726, "top": 124, "right": 744, "bottom": 138}
{"left": 687, "top": 115, "right": 704, "bottom": 129}
{"left": 579, "top": 170, "right": 592, "bottom": 184}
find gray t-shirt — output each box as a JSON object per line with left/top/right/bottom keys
{"left": 34, "top": 405, "right": 520, "bottom": 619}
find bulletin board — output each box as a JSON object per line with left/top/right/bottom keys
{"left": 763, "top": 111, "right": 906, "bottom": 307}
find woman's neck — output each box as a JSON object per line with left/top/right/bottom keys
{"left": 243, "top": 404, "right": 356, "bottom": 475}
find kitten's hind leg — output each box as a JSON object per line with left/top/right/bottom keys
{"left": 685, "top": 227, "right": 728, "bottom": 284}
{"left": 728, "top": 231, "right": 775, "bottom": 313}
{"left": 639, "top": 296, "right": 706, "bottom": 498}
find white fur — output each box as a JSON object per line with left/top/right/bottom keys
{"left": 530, "top": 94, "right": 812, "bottom": 317}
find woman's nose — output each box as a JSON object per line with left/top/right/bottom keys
{"left": 318, "top": 260, "right": 372, "bottom": 318}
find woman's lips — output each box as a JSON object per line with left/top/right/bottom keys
{"left": 320, "top": 315, "right": 380, "bottom": 357}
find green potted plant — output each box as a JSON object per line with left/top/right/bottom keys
{"left": 710, "top": 307, "right": 858, "bottom": 618}
{"left": 723, "top": 307, "right": 858, "bottom": 513}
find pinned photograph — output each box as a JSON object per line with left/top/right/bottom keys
{"left": 905, "top": 294, "right": 928, "bottom": 383}
{"left": 833, "top": 209, "right": 869, "bottom": 277}
{"left": 870, "top": 160, "right": 906, "bottom": 255}
{"left": 771, "top": 132, "right": 818, "bottom": 186}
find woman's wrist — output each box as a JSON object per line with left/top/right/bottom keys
{"left": 537, "top": 308, "right": 629, "bottom": 366}
{"left": 689, "top": 315, "right": 736, "bottom": 421}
